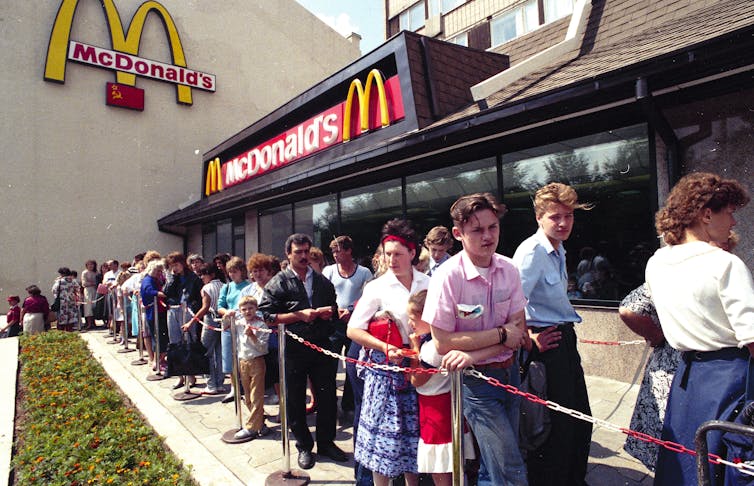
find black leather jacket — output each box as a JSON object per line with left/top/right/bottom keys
{"left": 163, "top": 270, "right": 203, "bottom": 314}
{"left": 259, "top": 267, "right": 338, "bottom": 344}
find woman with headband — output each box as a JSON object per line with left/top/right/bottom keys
{"left": 347, "top": 218, "right": 430, "bottom": 486}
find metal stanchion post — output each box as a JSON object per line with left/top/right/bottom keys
{"left": 146, "top": 300, "right": 165, "bottom": 381}
{"left": 222, "top": 313, "right": 253, "bottom": 442}
{"left": 107, "top": 290, "right": 120, "bottom": 344}
{"left": 174, "top": 303, "right": 200, "bottom": 401}
{"left": 131, "top": 298, "right": 147, "bottom": 365}
{"left": 266, "top": 322, "right": 310, "bottom": 485}
{"left": 450, "top": 369, "right": 466, "bottom": 486}
{"left": 118, "top": 293, "right": 135, "bottom": 354}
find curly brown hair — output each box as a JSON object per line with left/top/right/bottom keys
{"left": 655, "top": 172, "right": 749, "bottom": 245}
{"left": 247, "top": 253, "right": 276, "bottom": 274}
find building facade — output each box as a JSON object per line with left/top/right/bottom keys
{"left": 0, "top": 0, "right": 360, "bottom": 296}
{"left": 159, "top": 0, "right": 754, "bottom": 381}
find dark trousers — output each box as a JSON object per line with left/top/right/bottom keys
{"left": 346, "top": 341, "right": 374, "bottom": 486}
{"left": 285, "top": 338, "right": 337, "bottom": 452}
{"left": 527, "top": 324, "right": 592, "bottom": 486}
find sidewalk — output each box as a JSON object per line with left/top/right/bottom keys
{"left": 7, "top": 329, "right": 655, "bottom": 485}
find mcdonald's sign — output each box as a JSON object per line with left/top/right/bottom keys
{"left": 205, "top": 158, "right": 223, "bottom": 196}
{"left": 44, "top": 0, "right": 215, "bottom": 107}
{"left": 203, "top": 70, "right": 404, "bottom": 197}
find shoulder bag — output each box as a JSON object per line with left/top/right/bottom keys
{"left": 519, "top": 351, "right": 551, "bottom": 453}
{"left": 166, "top": 332, "right": 210, "bottom": 377}
{"left": 51, "top": 280, "right": 62, "bottom": 312}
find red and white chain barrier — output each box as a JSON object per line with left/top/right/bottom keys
{"left": 272, "top": 326, "right": 754, "bottom": 478}
{"left": 579, "top": 339, "right": 646, "bottom": 346}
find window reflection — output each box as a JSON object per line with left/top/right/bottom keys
{"left": 295, "top": 194, "right": 337, "bottom": 256}
{"left": 502, "top": 124, "right": 655, "bottom": 301}
{"left": 406, "top": 157, "right": 497, "bottom": 253}
{"left": 341, "top": 180, "right": 403, "bottom": 269}
{"left": 259, "top": 205, "right": 292, "bottom": 259}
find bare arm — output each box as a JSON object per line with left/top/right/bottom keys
{"left": 431, "top": 310, "right": 527, "bottom": 354}
{"left": 441, "top": 344, "right": 510, "bottom": 371}
{"left": 619, "top": 307, "right": 664, "bottom": 347}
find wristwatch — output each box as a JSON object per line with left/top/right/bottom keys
{"left": 265, "top": 313, "right": 277, "bottom": 324}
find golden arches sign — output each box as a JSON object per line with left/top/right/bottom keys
{"left": 205, "top": 157, "right": 223, "bottom": 196}
{"left": 44, "top": 0, "right": 194, "bottom": 104}
{"left": 343, "top": 69, "right": 390, "bottom": 142}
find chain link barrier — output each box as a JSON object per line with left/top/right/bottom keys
{"left": 579, "top": 339, "right": 646, "bottom": 346}
{"left": 264, "top": 326, "right": 754, "bottom": 478}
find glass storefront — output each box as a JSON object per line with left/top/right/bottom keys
{"left": 256, "top": 123, "right": 656, "bottom": 303}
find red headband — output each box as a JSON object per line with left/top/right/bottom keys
{"left": 381, "top": 235, "right": 416, "bottom": 251}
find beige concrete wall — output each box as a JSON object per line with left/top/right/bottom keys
{"left": 0, "top": 0, "right": 360, "bottom": 298}
{"left": 576, "top": 307, "right": 649, "bottom": 384}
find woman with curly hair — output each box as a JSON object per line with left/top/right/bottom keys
{"left": 347, "top": 218, "right": 430, "bottom": 486}
{"left": 646, "top": 172, "right": 754, "bottom": 485}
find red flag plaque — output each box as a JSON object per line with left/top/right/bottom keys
{"left": 106, "top": 82, "right": 144, "bottom": 111}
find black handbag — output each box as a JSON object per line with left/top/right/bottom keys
{"left": 166, "top": 332, "right": 209, "bottom": 377}
{"left": 519, "top": 352, "right": 551, "bottom": 453}
{"left": 51, "top": 281, "right": 61, "bottom": 312}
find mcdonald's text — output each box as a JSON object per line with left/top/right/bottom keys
{"left": 206, "top": 73, "right": 404, "bottom": 195}
{"left": 69, "top": 41, "right": 215, "bottom": 91}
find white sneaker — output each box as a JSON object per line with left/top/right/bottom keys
{"left": 233, "top": 428, "right": 255, "bottom": 440}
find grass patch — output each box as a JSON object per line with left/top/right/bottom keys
{"left": 13, "top": 331, "right": 197, "bottom": 485}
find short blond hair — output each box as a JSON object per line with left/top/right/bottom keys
{"left": 238, "top": 295, "right": 258, "bottom": 308}
{"left": 533, "top": 183, "right": 593, "bottom": 217}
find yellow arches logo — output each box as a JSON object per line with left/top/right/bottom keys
{"left": 205, "top": 158, "right": 223, "bottom": 196}
{"left": 44, "top": 0, "right": 209, "bottom": 105}
{"left": 343, "top": 69, "right": 390, "bottom": 142}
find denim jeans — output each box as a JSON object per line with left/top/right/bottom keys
{"left": 463, "top": 366, "right": 528, "bottom": 486}
{"left": 201, "top": 319, "right": 224, "bottom": 390}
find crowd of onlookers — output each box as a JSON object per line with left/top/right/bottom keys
{"left": 3, "top": 171, "right": 753, "bottom": 486}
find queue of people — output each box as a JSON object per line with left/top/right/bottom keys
{"left": 3, "top": 171, "right": 752, "bottom": 486}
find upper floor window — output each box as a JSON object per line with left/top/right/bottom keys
{"left": 399, "top": 2, "right": 425, "bottom": 31}
{"left": 448, "top": 31, "right": 468, "bottom": 46}
{"left": 428, "top": 0, "right": 465, "bottom": 16}
{"left": 491, "top": 0, "right": 538, "bottom": 46}
{"left": 544, "top": 0, "right": 574, "bottom": 23}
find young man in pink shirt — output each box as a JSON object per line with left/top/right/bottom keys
{"left": 422, "top": 192, "right": 529, "bottom": 486}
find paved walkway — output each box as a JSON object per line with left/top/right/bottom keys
{"left": 4, "top": 328, "right": 655, "bottom": 485}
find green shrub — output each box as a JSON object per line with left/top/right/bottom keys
{"left": 13, "top": 331, "right": 197, "bottom": 485}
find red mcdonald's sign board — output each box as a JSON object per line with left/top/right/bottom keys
{"left": 205, "top": 69, "right": 404, "bottom": 196}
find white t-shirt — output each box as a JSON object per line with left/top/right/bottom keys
{"left": 415, "top": 337, "right": 450, "bottom": 396}
{"left": 322, "top": 263, "right": 373, "bottom": 310}
{"left": 646, "top": 241, "right": 754, "bottom": 351}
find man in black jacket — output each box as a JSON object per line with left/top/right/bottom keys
{"left": 259, "top": 233, "right": 347, "bottom": 470}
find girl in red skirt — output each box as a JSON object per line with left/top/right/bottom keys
{"left": 407, "top": 290, "right": 476, "bottom": 486}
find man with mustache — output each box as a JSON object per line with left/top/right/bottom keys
{"left": 258, "top": 233, "right": 347, "bottom": 470}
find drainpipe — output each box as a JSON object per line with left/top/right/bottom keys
{"left": 635, "top": 77, "right": 680, "bottom": 187}
{"left": 470, "top": 0, "right": 592, "bottom": 102}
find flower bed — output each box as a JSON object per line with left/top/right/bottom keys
{"left": 13, "top": 331, "right": 197, "bottom": 485}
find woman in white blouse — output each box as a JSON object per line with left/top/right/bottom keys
{"left": 347, "top": 218, "right": 430, "bottom": 486}
{"left": 646, "top": 172, "right": 754, "bottom": 486}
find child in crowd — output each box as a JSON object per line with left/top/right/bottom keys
{"left": 407, "top": 289, "right": 475, "bottom": 486}
{"left": 233, "top": 296, "right": 270, "bottom": 440}
{"left": 423, "top": 225, "right": 454, "bottom": 276}
{"left": 1, "top": 295, "right": 21, "bottom": 338}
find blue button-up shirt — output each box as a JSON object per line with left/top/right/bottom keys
{"left": 512, "top": 228, "right": 581, "bottom": 327}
